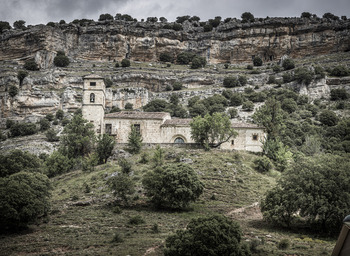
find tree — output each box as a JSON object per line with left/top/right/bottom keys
{"left": 176, "top": 52, "right": 196, "bottom": 65}
{"left": 159, "top": 52, "right": 173, "bottom": 63}
{"left": 0, "top": 21, "right": 11, "bottom": 33}
{"left": 142, "top": 163, "right": 204, "bottom": 209}
{"left": 143, "top": 99, "right": 170, "bottom": 112}
{"left": 0, "top": 171, "right": 51, "bottom": 230}
{"left": 242, "top": 101, "right": 254, "bottom": 112}
{"left": 190, "top": 113, "right": 237, "bottom": 149}
{"left": 241, "top": 12, "right": 255, "bottom": 22}
{"left": 282, "top": 58, "right": 295, "bottom": 70}
{"left": 164, "top": 215, "right": 250, "bottom": 256}
{"left": 54, "top": 51, "right": 70, "bottom": 67}
{"left": 125, "top": 125, "right": 143, "bottom": 154}
{"left": 0, "top": 150, "right": 41, "bottom": 178}
{"left": 176, "top": 15, "right": 191, "bottom": 23}
{"left": 124, "top": 102, "right": 133, "bottom": 110}
{"left": 39, "top": 118, "right": 50, "bottom": 131}
{"left": 261, "top": 154, "right": 350, "bottom": 234}
{"left": 98, "top": 13, "right": 114, "bottom": 21}
{"left": 44, "top": 151, "right": 72, "bottom": 177}
{"left": 9, "top": 122, "right": 37, "bottom": 137}
{"left": 108, "top": 173, "right": 135, "bottom": 205}
{"left": 24, "top": 59, "right": 39, "bottom": 71}
{"left": 121, "top": 58, "right": 130, "bottom": 67}
{"left": 8, "top": 85, "right": 18, "bottom": 97}
{"left": 55, "top": 109, "right": 64, "bottom": 120}
{"left": 330, "top": 88, "right": 349, "bottom": 100}
{"left": 17, "top": 70, "right": 28, "bottom": 86}
{"left": 330, "top": 65, "right": 350, "bottom": 77}
{"left": 223, "top": 76, "right": 240, "bottom": 88}
{"left": 294, "top": 67, "right": 314, "bottom": 85}
{"left": 13, "top": 20, "right": 26, "bottom": 30}
{"left": 301, "top": 12, "right": 312, "bottom": 19}
{"left": 46, "top": 128, "right": 59, "bottom": 142}
{"left": 172, "top": 81, "right": 182, "bottom": 90}
{"left": 191, "top": 56, "right": 206, "bottom": 69}
{"left": 96, "top": 134, "right": 116, "bottom": 164}
{"left": 319, "top": 110, "right": 338, "bottom": 126}
{"left": 60, "top": 111, "right": 95, "bottom": 158}
{"left": 253, "top": 56, "right": 262, "bottom": 66}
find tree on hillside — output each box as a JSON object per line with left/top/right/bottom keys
{"left": 142, "top": 163, "right": 204, "bottom": 209}
{"left": 126, "top": 125, "right": 143, "bottom": 154}
{"left": 17, "top": 70, "right": 28, "bottom": 87}
{"left": 96, "top": 134, "right": 116, "bottom": 164}
{"left": 0, "top": 171, "right": 51, "bottom": 230}
{"left": 241, "top": 12, "right": 255, "bottom": 22}
{"left": 143, "top": 99, "right": 170, "bottom": 112}
{"left": 190, "top": 113, "right": 237, "bottom": 150}
{"left": 54, "top": 51, "right": 70, "bottom": 67}
{"left": 60, "top": 111, "right": 95, "bottom": 158}
{"left": 261, "top": 154, "right": 350, "bottom": 234}
{"left": 98, "top": 13, "right": 114, "bottom": 21}
{"left": 13, "top": 20, "right": 26, "bottom": 30}
{"left": 164, "top": 215, "right": 250, "bottom": 256}
{"left": 0, "top": 21, "right": 11, "bottom": 33}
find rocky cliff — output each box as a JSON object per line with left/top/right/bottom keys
{"left": 1, "top": 17, "right": 350, "bottom": 66}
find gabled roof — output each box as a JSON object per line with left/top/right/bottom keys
{"left": 162, "top": 119, "right": 193, "bottom": 126}
{"left": 84, "top": 74, "right": 103, "bottom": 79}
{"left": 105, "top": 111, "right": 170, "bottom": 120}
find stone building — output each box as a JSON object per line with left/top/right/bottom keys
{"left": 82, "top": 75, "right": 265, "bottom": 152}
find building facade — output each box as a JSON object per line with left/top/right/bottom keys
{"left": 82, "top": 75, "right": 265, "bottom": 152}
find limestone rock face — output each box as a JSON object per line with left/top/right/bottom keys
{"left": 1, "top": 18, "right": 349, "bottom": 66}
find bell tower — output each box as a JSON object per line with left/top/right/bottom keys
{"left": 82, "top": 74, "right": 106, "bottom": 134}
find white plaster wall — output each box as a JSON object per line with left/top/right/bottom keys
{"left": 220, "top": 128, "right": 265, "bottom": 152}
{"left": 160, "top": 126, "right": 194, "bottom": 143}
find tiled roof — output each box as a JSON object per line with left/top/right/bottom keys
{"left": 105, "top": 111, "right": 170, "bottom": 120}
{"left": 84, "top": 74, "right": 103, "bottom": 79}
{"left": 162, "top": 119, "right": 193, "bottom": 126}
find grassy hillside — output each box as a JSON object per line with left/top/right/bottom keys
{"left": 0, "top": 148, "right": 336, "bottom": 255}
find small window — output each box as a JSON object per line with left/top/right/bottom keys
{"left": 174, "top": 137, "right": 185, "bottom": 144}
{"left": 231, "top": 140, "right": 234, "bottom": 145}
{"left": 133, "top": 124, "right": 140, "bottom": 134}
{"left": 90, "top": 93, "right": 95, "bottom": 103}
{"left": 105, "top": 124, "right": 112, "bottom": 135}
{"left": 90, "top": 82, "right": 96, "bottom": 86}
{"left": 252, "top": 134, "right": 258, "bottom": 141}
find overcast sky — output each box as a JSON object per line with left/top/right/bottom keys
{"left": 1, "top": 0, "right": 349, "bottom": 26}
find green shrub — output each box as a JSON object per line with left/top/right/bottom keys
{"left": 254, "top": 156, "right": 272, "bottom": 173}
{"left": 172, "top": 23, "right": 183, "bottom": 31}
{"left": 164, "top": 215, "right": 249, "bottom": 256}
{"left": 24, "top": 59, "right": 39, "bottom": 71}
{"left": 319, "top": 110, "right": 338, "bottom": 126}
{"left": 191, "top": 56, "right": 206, "bottom": 69}
{"left": 281, "top": 98, "right": 298, "bottom": 113}
{"left": 121, "top": 58, "right": 130, "bottom": 67}
{"left": 172, "top": 81, "right": 183, "bottom": 91}
{"left": 272, "top": 65, "right": 281, "bottom": 73}
{"left": 139, "top": 152, "right": 150, "bottom": 164}
{"left": 228, "top": 108, "right": 238, "bottom": 118}
{"left": 278, "top": 239, "right": 290, "bottom": 250}
{"left": 330, "top": 65, "right": 350, "bottom": 77}
{"left": 241, "top": 12, "right": 255, "bottom": 22}
{"left": 111, "top": 232, "right": 124, "bottom": 243}
{"left": 55, "top": 109, "right": 64, "bottom": 120}
{"left": 124, "top": 102, "right": 133, "bottom": 109}
{"left": 267, "top": 75, "right": 276, "bottom": 84}
{"left": 6, "top": 119, "right": 14, "bottom": 129}
{"left": 282, "top": 72, "right": 293, "bottom": 83}
{"left": 39, "top": 118, "right": 50, "bottom": 131}
{"left": 253, "top": 56, "right": 262, "bottom": 66}
{"left": 142, "top": 163, "right": 203, "bottom": 209}
{"left": 128, "top": 215, "right": 145, "bottom": 225}
{"left": 159, "top": 52, "right": 173, "bottom": 63}
{"left": 46, "top": 128, "right": 59, "bottom": 142}
{"left": 126, "top": 125, "right": 143, "bottom": 154}
{"left": 44, "top": 151, "right": 72, "bottom": 178}
{"left": 8, "top": 85, "right": 19, "bottom": 97}
{"left": 294, "top": 67, "right": 314, "bottom": 85}
{"left": 96, "top": 134, "right": 115, "bottom": 164}
{"left": 238, "top": 75, "right": 247, "bottom": 86}
{"left": 330, "top": 88, "right": 349, "bottom": 101}
{"left": 176, "top": 52, "right": 196, "bottom": 65}
{"left": 10, "top": 122, "right": 37, "bottom": 137}
{"left": 115, "top": 62, "right": 120, "bottom": 68}
{"left": 247, "top": 64, "right": 253, "bottom": 70}
{"left": 118, "top": 158, "right": 132, "bottom": 174}
{"left": 17, "top": 70, "right": 28, "bottom": 86}
{"left": 230, "top": 93, "right": 244, "bottom": 106}
{"left": 223, "top": 76, "right": 240, "bottom": 88}
{"left": 203, "top": 24, "right": 213, "bottom": 32}
{"left": 104, "top": 78, "right": 113, "bottom": 88}
{"left": 54, "top": 52, "right": 70, "bottom": 67}
{"left": 107, "top": 173, "right": 135, "bottom": 204}
{"left": 282, "top": 58, "right": 295, "bottom": 70}
{"left": 242, "top": 101, "right": 254, "bottom": 111}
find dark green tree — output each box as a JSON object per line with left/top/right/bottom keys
{"left": 159, "top": 52, "right": 174, "bottom": 63}
{"left": 98, "top": 13, "right": 114, "bottom": 21}
{"left": 126, "top": 125, "right": 143, "bottom": 154}
{"left": 107, "top": 173, "right": 135, "bottom": 205}
{"left": 13, "top": 20, "right": 26, "bottom": 29}
{"left": 261, "top": 154, "right": 350, "bottom": 233}
{"left": 96, "top": 134, "right": 116, "bottom": 164}
{"left": 191, "top": 56, "right": 206, "bottom": 69}
{"left": 8, "top": 85, "right": 18, "bottom": 97}
{"left": 60, "top": 111, "right": 95, "bottom": 158}
{"left": 55, "top": 109, "right": 64, "bottom": 120}
{"left": 142, "top": 163, "right": 204, "bottom": 209}
{"left": 0, "top": 21, "right": 11, "bottom": 33}
{"left": 24, "top": 59, "right": 39, "bottom": 71}
{"left": 44, "top": 151, "right": 72, "bottom": 177}
{"left": 241, "top": 12, "right": 255, "bottom": 22}
{"left": 46, "top": 128, "right": 59, "bottom": 142}
{"left": 143, "top": 99, "right": 170, "bottom": 112}
{"left": 164, "top": 215, "right": 250, "bottom": 256}
{"left": 190, "top": 113, "right": 237, "bottom": 149}
{"left": 0, "top": 171, "right": 51, "bottom": 230}
{"left": 54, "top": 51, "right": 70, "bottom": 67}
{"left": 319, "top": 110, "right": 338, "bottom": 126}
{"left": 223, "top": 76, "right": 240, "bottom": 88}
{"left": 282, "top": 58, "right": 295, "bottom": 70}
{"left": 253, "top": 56, "right": 262, "bottom": 66}
{"left": 121, "top": 58, "right": 130, "bottom": 67}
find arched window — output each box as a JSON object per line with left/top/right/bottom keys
{"left": 90, "top": 93, "right": 95, "bottom": 103}
{"left": 174, "top": 137, "right": 185, "bottom": 144}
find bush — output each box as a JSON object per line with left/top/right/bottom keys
{"left": 242, "top": 101, "right": 254, "bottom": 111}
{"left": 17, "top": 70, "right": 28, "bottom": 86}
{"left": 282, "top": 72, "right": 293, "bottom": 83}
{"left": 142, "top": 163, "right": 203, "bottom": 209}
{"left": 238, "top": 75, "right": 247, "bottom": 86}
{"left": 104, "top": 78, "right": 113, "bottom": 88}
{"left": 6, "top": 119, "right": 15, "bottom": 129}
{"left": 24, "top": 59, "right": 39, "bottom": 71}
{"left": 126, "top": 125, "right": 143, "bottom": 154}
{"left": 107, "top": 173, "right": 135, "bottom": 204}
{"left": 282, "top": 58, "right": 295, "bottom": 70}
{"left": 330, "top": 88, "right": 349, "bottom": 101}
{"left": 172, "top": 23, "right": 183, "bottom": 31}
{"left": 267, "top": 75, "right": 276, "bottom": 84}
{"left": 159, "top": 52, "right": 173, "bottom": 63}
{"left": 281, "top": 98, "right": 298, "bottom": 113}
{"left": 115, "top": 62, "right": 120, "bottom": 68}
{"left": 124, "top": 102, "right": 133, "bottom": 109}
{"left": 39, "top": 118, "right": 50, "bottom": 131}
{"left": 0, "top": 171, "right": 51, "bottom": 230}
{"left": 278, "top": 239, "right": 290, "bottom": 250}
{"left": 164, "top": 215, "right": 249, "bottom": 256}
{"left": 54, "top": 53, "right": 69, "bottom": 67}
{"left": 254, "top": 156, "right": 272, "bottom": 173}
{"left": 172, "top": 81, "right": 183, "bottom": 90}
{"left": 223, "top": 76, "right": 240, "bottom": 88}
{"left": 191, "top": 56, "right": 206, "bottom": 69}
{"left": 230, "top": 93, "right": 244, "bottom": 106}
{"left": 55, "top": 109, "right": 64, "bottom": 120}
{"left": 319, "top": 110, "right": 338, "bottom": 126}
{"left": 8, "top": 85, "right": 19, "bottom": 97}
{"left": 294, "top": 67, "right": 314, "bottom": 85}
{"left": 118, "top": 158, "right": 132, "bottom": 174}
{"left": 203, "top": 24, "right": 213, "bottom": 32}
{"left": 176, "top": 52, "right": 196, "bottom": 65}
{"left": 253, "top": 56, "right": 262, "bottom": 66}
{"left": 46, "top": 128, "right": 59, "bottom": 142}
{"left": 246, "top": 64, "right": 253, "bottom": 70}
{"left": 272, "top": 65, "right": 281, "bottom": 73}
{"left": 10, "top": 122, "right": 37, "bottom": 137}
{"left": 96, "top": 134, "right": 115, "bottom": 164}
{"left": 44, "top": 151, "right": 72, "bottom": 178}
{"left": 128, "top": 215, "right": 145, "bottom": 225}
{"left": 330, "top": 65, "right": 350, "bottom": 77}
{"left": 241, "top": 12, "right": 255, "bottom": 22}
{"left": 121, "top": 58, "right": 130, "bottom": 67}
{"left": 228, "top": 108, "right": 238, "bottom": 118}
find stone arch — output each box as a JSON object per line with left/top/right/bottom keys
{"left": 172, "top": 134, "right": 187, "bottom": 144}
{"left": 90, "top": 93, "right": 95, "bottom": 103}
